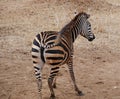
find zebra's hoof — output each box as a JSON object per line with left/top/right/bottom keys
{"left": 77, "top": 91, "right": 84, "bottom": 96}
{"left": 53, "top": 84, "right": 57, "bottom": 88}
{"left": 50, "top": 94, "right": 55, "bottom": 99}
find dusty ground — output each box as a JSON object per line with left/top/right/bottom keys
{"left": 0, "top": 0, "right": 120, "bottom": 99}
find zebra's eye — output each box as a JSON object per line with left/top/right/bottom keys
{"left": 88, "top": 24, "right": 91, "bottom": 27}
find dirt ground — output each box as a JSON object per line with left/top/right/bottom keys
{"left": 0, "top": 0, "right": 120, "bottom": 99}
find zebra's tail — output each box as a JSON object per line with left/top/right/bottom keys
{"left": 31, "top": 34, "right": 44, "bottom": 98}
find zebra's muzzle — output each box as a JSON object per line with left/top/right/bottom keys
{"left": 88, "top": 35, "right": 95, "bottom": 41}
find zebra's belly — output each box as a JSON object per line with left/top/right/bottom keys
{"left": 44, "top": 46, "right": 68, "bottom": 66}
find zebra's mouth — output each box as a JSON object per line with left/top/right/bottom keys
{"left": 88, "top": 35, "right": 95, "bottom": 41}
{"left": 88, "top": 38, "right": 94, "bottom": 41}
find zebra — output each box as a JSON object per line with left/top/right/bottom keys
{"left": 31, "top": 12, "right": 95, "bottom": 99}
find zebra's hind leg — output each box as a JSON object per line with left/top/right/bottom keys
{"left": 33, "top": 61, "right": 44, "bottom": 99}
{"left": 37, "top": 79, "right": 42, "bottom": 99}
{"left": 67, "top": 58, "right": 84, "bottom": 96}
{"left": 48, "top": 66, "right": 60, "bottom": 99}
{"left": 34, "top": 64, "right": 44, "bottom": 99}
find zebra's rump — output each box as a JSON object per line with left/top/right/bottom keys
{"left": 44, "top": 45, "right": 68, "bottom": 66}
{"left": 32, "top": 31, "right": 70, "bottom": 66}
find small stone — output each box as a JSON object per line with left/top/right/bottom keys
{"left": 113, "top": 86, "right": 117, "bottom": 89}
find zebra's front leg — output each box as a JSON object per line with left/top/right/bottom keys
{"left": 48, "top": 66, "right": 60, "bottom": 99}
{"left": 67, "top": 59, "right": 84, "bottom": 96}
{"left": 52, "top": 77, "right": 57, "bottom": 88}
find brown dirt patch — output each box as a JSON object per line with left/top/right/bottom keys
{"left": 0, "top": 0, "right": 120, "bottom": 99}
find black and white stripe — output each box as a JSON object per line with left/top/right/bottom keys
{"left": 31, "top": 12, "right": 95, "bottom": 99}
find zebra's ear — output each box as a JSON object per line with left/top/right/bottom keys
{"left": 87, "top": 14, "right": 90, "bottom": 19}
{"left": 74, "top": 11, "right": 78, "bottom": 16}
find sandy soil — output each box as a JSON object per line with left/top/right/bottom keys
{"left": 0, "top": 0, "right": 120, "bottom": 99}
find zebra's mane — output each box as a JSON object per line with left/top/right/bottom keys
{"left": 54, "top": 12, "right": 89, "bottom": 45}
{"left": 59, "top": 12, "right": 89, "bottom": 34}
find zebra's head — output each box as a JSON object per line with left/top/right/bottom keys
{"left": 79, "top": 12, "right": 95, "bottom": 41}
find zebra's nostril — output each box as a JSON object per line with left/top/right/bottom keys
{"left": 90, "top": 34, "right": 95, "bottom": 39}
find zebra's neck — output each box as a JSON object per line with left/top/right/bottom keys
{"left": 59, "top": 15, "right": 85, "bottom": 43}
{"left": 71, "top": 16, "right": 85, "bottom": 42}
